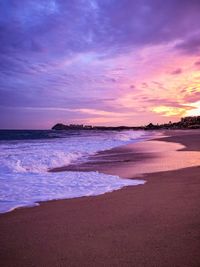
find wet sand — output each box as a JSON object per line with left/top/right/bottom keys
{"left": 51, "top": 130, "right": 200, "bottom": 178}
{"left": 0, "top": 130, "right": 200, "bottom": 267}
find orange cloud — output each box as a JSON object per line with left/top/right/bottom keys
{"left": 151, "top": 106, "right": 187, "bottom": 117}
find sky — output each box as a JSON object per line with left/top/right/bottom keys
{"left": 0, "top": 0, "right": 200, "bottom": 129}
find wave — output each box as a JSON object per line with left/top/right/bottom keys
{"left": 0, "top": 130, "right": 149, "bottom": 213}
{"left": 0, "top": 130, "right": 148, "bottom": 174}
{"left": 0, "top": 171, "right": 146, "bottom": 213}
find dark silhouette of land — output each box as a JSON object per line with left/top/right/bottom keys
{"left": 52, "top": 116, "right": 200, "bottom": 130}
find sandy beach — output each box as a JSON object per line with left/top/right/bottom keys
{"left": 0, "top": 130, "right": 200, "bottom": 267}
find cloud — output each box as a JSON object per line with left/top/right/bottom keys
{"left": 151, "top": 105, "right": 193, "bottom": 117}
{"left": 1, "top": 0, "right": 200, "bottom": 128}
{"left": 175, "top": 32, "right": 200, "bottom": 54}
{"left": 194, "top": 60, "right": 200, "bottom": 66}
{"left": 1, "top": 0, "right": 200, "bottom": 57}
{"left": 170, "top": 68, "right": 182, "bottom": 75}
{"left": 183, "top": 91, "right": 200, "bottom": 102}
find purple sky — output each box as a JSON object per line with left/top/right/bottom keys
{"left": 1, "top": 0, "right": 200, "bottom": 129}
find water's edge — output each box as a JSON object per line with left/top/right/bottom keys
{"left": 0, "top": 130, "right": 156, "bottom": 214}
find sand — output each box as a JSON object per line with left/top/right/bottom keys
{"left": 0, "top": 130, "right": 200, "bottom": 267}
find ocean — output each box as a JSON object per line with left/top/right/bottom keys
{"left": 0, "top": 129, "right": 149, "bottom": 213}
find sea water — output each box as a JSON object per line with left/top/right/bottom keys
{"left": 0, "top": 130, "right": 148, "bottom": 213}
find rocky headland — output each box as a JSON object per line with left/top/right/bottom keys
{"left": 52, "top": 116, "right": 200, "bottom": 131}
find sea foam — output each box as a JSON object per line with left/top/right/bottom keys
{"left": 0, "top": 171, "right": 145, "bottom": 213}
{"left": 0, "top": 130, "right": 148, "bottom": 213}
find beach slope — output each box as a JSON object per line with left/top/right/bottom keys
{"left": 0, "top": 130, "right": 200, "bottom": 267}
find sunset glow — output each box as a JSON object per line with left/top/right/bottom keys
{"left": 0, "top": 1, "right": 200, "bottom": 128}
{"left": 186, "top": 101, "right": 200, "bottom": 116}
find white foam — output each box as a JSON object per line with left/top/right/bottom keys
{"left": 0, "top": 171, "right": 145, "bottom": 213}
{"left": 0, "top": 130, "right": 147, "bottom": 173}
{"left": 0, "top": 130, "right": 148, "bottom": 213}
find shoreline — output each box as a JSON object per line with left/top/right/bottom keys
{"left": 0, "top": 129, "right": 157, "bottom": 215}
{"left": 0, "top": 130, "right": 200, "bottom": 267}
{"left": 50, "top": 130, "right": 200, "bottom": 179}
